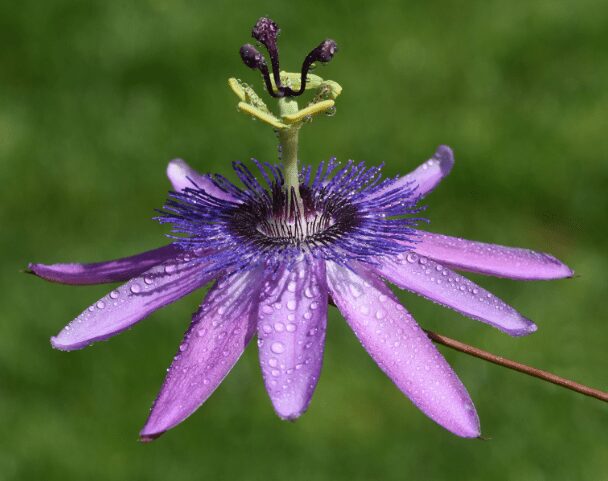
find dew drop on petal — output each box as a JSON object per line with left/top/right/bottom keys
{"left": 271, "top": 342, "right": 285, "bottom": 354}
{"left": 406, "top": 253, "right": 418, "bottom": 263}
{"left": 130, "top": 283, "right": 141, "bottom": 294}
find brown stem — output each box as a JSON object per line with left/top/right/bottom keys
{"left": 424, "top": 329, "right": 608, "bottom": 403}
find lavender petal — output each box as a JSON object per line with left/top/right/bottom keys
{"left": 166, "top": 158, "right": 237, "bottom": 201}
{"left": 257, "top": 259, "right": 328, "bottom": 420}
{"left": 326, "top": 261, "right": 480, "bottom": 438}
{"left": 414, "top": 231, "right": 574, "bottom": 280}
{"left": 28, "top": 244, "right": 181, "bottom": 285}
{"left": 375, "top": 253, "right": 537, "bottom": 336}
{"left": 140, "top": 268, "right": 262, "bottom": 441}
{"left": 51, "top": 255, "right": 216, "bottom": 351}
{"left": 392, "top": 145, "right": 454, "bottom": 199}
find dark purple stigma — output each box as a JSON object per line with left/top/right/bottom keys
{"left": 239, "top": 17, "right": 338, "bottom": 98}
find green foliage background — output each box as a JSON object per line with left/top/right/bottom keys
{"left": 1, "top": 0, "right": 607, "bottom": 479}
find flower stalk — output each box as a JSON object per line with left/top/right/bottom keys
{"left": 423, "top": 329, "right": 608, "bottom": 402}
{"left": 277, "top": 97, "right": 302, "bottom": 204}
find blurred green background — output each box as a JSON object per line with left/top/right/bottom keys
{"left": 1, "top": 0, "right": 607, "bottom": 479}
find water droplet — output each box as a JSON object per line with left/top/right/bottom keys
{"left": 144, "top": 276, "right": 154, "bottom": 285}
{"left": 164, "top": 264, "right": 176, "bottom": 274}
{"left": 96, "top": 300, "right": 105, "bottom": 309}
{"left": 262, "top": 324, "right": 272, "bottom": 334}
{"left": 375, "top": 309, "right": 386, "bottom": 320}
{"left": 268, "top": 358, "right": 278, "bottom": 367}
{"left": 203, "top": 378, "right": 210, "bottom": 385}
{"left": 287, "top": 281, "right": 297, "bottom": 292}
{"left": 304, "top": 288, "right": 314, "bottom": 298}
{"left": 287, "top": 300, "right": 297, "bottom": 311}
{"left": 110, "top": 290, "right": 119, "bottom": 299}
{"left": 286, "top": 323, "right": 297, "bottom": 332}
{"left": 271, "top": 342, "right": 285, "bottom": 354}
{"left": 359, "top": 305, "right": 370, "bottom": 315}
{"left": 274, "top": 322, "right": 285, "bottom": 332}
{"left": 130, "top": 284, "right": 141, "bottom": 294}
{"left": 179, "top": 343, "right": 188, "bottom": 352}
{"left": 406, "top": 253, "right": 418, "bottom": 263}
{"left": 303, "top": 311, "right": 312, "bottom": 320}
{"left": 310, "top": 302, "right": 319, "bottom": 310}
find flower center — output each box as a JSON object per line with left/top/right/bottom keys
{"left": 228, "top": 186, "right": 359, "bottom": 253}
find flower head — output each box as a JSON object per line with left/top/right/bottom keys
{"left": 28, "top": 17, "right": 573, "bottom": 441}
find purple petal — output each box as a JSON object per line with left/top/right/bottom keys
{"left": 140, "top": 268, "right": 262, "bottom": 441}
{"left": 257, "top": 259, "right": 328, "bottom": 420}
{"left": 51, "top": 255, "right": 215, "bottom": 351}
{"left": 374, "top": 253, "right": 537, "bottom": 336}
{"left": 28, "top": 245, "right": 181, "bottom": 285}
{"left": 414, "top": 231, "right": 574, "bottom": 280}
{"left": 392, "top": 145, "right": 454, "bottom": 199}
{"left": 326, "top": 261, "right": 480, "bottom": 438}
{"left": 166, "top": 158, "right": 237, "bottom": 201}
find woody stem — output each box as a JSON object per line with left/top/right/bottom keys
{"left": 423, "top": 329, "right": 608, "bottom": 402}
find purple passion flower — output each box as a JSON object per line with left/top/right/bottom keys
{"left": 29, "top": 150, "right": 572, "bottom": 440}
{"left": 28, "top": 18, "right": 573, "bottom": 441}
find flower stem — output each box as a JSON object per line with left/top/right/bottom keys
{"left": 277, "top": 97, "right": 302, "bottom": 209}
{"left": 424, "top": 329, "right": 608, "bottom": 403}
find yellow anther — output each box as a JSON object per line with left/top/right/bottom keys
{"left": 228, "top": 78, "right": 246, "bottom": 101}
{"left": 324, "top": 80, "right": 342, "bottom": 99}
{"left": 237, "top": 102, "right": 287, "bottom": 130}
{"left": 282, "top": 100, "right": 335, "bottom": 124}
{"left": 280, "top": 71, "right": 324, "bottom": 91}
